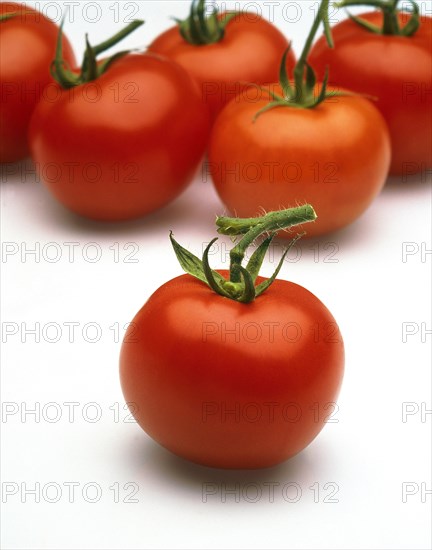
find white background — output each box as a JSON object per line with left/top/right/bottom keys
{"left": 1, "top": 1, "right": 431, "bottom": 549}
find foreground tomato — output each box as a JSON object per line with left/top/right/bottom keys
{"left": 0, "top": 2, "right": 75, "bottom": 163}
{"left": 149, "top": 0, "right": 295, "bottom": 120}
{"left": 209, "top": 0, "right": 391, "bottom": 237}
{"left": 29, "top": 21, "right": 210, "bottom": 221}
{"left": 120, "top": 206, "right": 345, "bottom": 469}
{"left": 309, "top": 0, "right": 432, "bottom": 176}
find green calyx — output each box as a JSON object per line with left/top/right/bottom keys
{"left": 170, "top": 205, "right": 317, "bottom": 304}
{"left": 174, "top": 0, "right": 236, "bottom": 45}
{"left": 51, "top": 19, "right": 144, "bottom": 89}
{"left": 254, "top": 0, "right": 347, "bottom": 117}
{"left": 335, "top": 0, "right": 420, "bottom": 36}
{"left": 0, "top": 12, "right": 18, "bottom": 22}
{"left": 0, "top": 10, "right": 37, "bottom": 21}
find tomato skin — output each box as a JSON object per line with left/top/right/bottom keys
{"left": 28, "top": 54, "right": 211, "bottom": 221}
{"left": 309, "top": 13, "right": 432, "bottom": 176}
{"left": 149, "top": 13, "right": 295, "bottom": 120}
{"left": 208, "top": 85, "right": 391, "bottom": 237}
{"left": 0, "top": 2, "right": 75, "bottom": 163}
{"left": 120, "top": 272, "right": 344, "bottom": 469}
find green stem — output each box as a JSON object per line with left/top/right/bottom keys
{"left": 382, "top": 0, "right": 401, "bottom": 34}
{"left": 294, "top": 0, "right": 330, "bottom": 102}
{"left": 0, "top": 12, "right": 17, "bottom": 22}
{"left": 335, "top": 0, "right": 420, "bottom": 36}
{"left": 170, "top": 206, "right": 317, "bottom": 303}
{"left": 253, "top": 0, "right": 347, "bottom": 115}
{"left": 91, "top": 20, "right": 144, "bottom": 56}
{"left": 337, "top": 0, "right": 388, "bottom": 7}
{"left": 218, "top": 206, "right": 316, "bottom": 283}
{"left": 52, "top": 19, "right": 144, "bottom": 89}
{"left": 0, "top": 9, "right": 39, "bottom": 21}
{"left": 175, "top": 0, "right": 236, "bottom": 45}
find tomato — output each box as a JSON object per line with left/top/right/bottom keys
{"left": 120, "top": 206, "right": 344, "bottom": 469}
{"left": 0, "top": 2, "right": 75, "bottom": 163}
{"left": 208, "top": 84, "right": 391, "bottom": 237}
{"left": 309, "top": 11, "right": 432, "bottom": 176}
{"left": 149, "top": 4, "right": 295, "bottom": 120}
{"left": 28, "top": 25, "right": 210, "bottom": 221}
{"left": 120, "top": 273, "right": 344, "bottom": 469}
{"left": 208, "top": 0, "right": 392, "bottom": 237}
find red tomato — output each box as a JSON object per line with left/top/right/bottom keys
{"left": 149, "top": 12, "right": 295, "bottom": 120}
{"left": 0, "top": 2, "right": 75, "bottom": 163}
{"left": 208, "top": 85, "right": 391, "bottom": 237}
{"left": 28, "top": 54, "right": 210, "bottom": 221}
{"left": 120, "top": 271, "right": 344, "bottom": 469}
{"left": 309, "top": 12, "right": 432, "bottom": 176}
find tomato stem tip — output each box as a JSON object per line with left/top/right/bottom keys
{"left": 254, "top": 0, "right": 350, "bottom": 117}
{"left": 0, "top": 12, "right": 18, "bottom": 22}
{"left": 170, "top": 205, "right": 317, "bottom": 303}
{"left": 175, "top": 0, "right": 237, "bottom": 45}
{"left": 51, "top": 19, "right": 145, "bottom": 89}
{"left": 334, "top": 0, "right": 420, "bottom": 36}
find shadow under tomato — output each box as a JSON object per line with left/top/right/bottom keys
{"left": 36, "top": 181, "right": 220, "bottom": 239}
{"left": 124, "top": 433, "right": 321, "bottom": 491}
{"left": 384, "top": 171, "right": 430, "bottom": 192}
{"left": 279, "top": 169, "right": 430, "bottom": 251}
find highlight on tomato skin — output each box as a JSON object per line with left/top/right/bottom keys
{"left": 27, "top": 20, "right": 211, "bottom": 222}
{"left": 309, "top": 7, "right": 432, "bottom": 176}
{"left": 148, "top": 0, "right": 296, "bottom": 121}
{"left": 0, "top": 2, "right": 75, "bottom": 163}
{"left": 119, "top": 206, "right": 345, "bottom": 470}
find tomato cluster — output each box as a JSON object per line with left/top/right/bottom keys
{"left": 2, "top": 0, "right": 430, "bottom": 469}
{"left": 2, "top": 0, "right": 430, "bottom": 226}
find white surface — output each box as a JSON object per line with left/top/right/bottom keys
{"left": 1, "top": 2, "right": 431, "bottom": 550}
